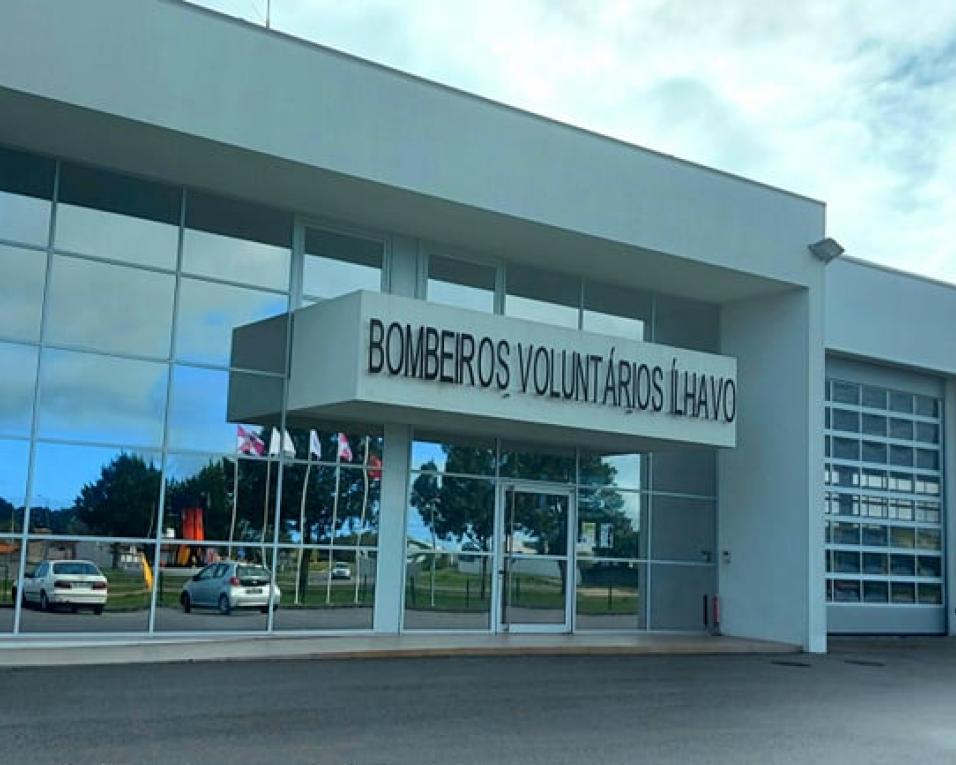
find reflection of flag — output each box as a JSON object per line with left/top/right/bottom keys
{"left": 368, "top": 454, "right": 382, "bottom": 481}
{"left": 309, "top": 430, "right": 322, "bottom": 461}
{"left": 236, "top": 425, "right": 265, "bottom": 455}
{"left": 337, "top": 433, "right": 352, "bottom": 462}
{"left": 269, "top": 427, "right": 296, "bottom": 458}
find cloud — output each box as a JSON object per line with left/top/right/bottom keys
{"left": 192, "top": 0, "right": 956, "bottom": 285}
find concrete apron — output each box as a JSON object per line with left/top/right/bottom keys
{"left": 0, "top": 632, "right": 799, "bottom": 667}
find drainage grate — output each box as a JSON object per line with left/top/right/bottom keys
{"left": 771, "top": 660, "right": 812, "bottom": 668}
{"left": 844, "top": 659, "right": 886, "bottom": 667}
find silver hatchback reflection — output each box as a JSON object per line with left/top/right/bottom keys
{"left": 180, "top": 561, "right": 280, "bottom": 615}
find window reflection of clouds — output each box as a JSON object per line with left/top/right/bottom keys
{"left": 506, "top": 295, "right": 579, "bottom": 329}
{"left": 182, "top": 229, "right": 290, "bottom": 291}
{"left": 0, "top": 342, "right": 38, "bottom": 437}
{"left": 0, "top": 439, "right": 29, "bottom": 510}
{"left": 0, "top": 244, "right": 45, "bottom": 343}
{"left": 54, "top": 203, "right": 179, "bottom": 270}
{"left": 37, "top": 349, "right": 167, "bottom": 448}
{"left": 0, "top": 191, "right": 50, "bottom": 247}
{"left": 46, "top": 255, "right": 175, "bottom": 358}
{"left": 175, "top": 278, "right": 288, "bottom": 367}
{"left": 303, "top": 255, "right": 381, "bottom": 299}
{"left": 168, "top": 366, "right": 282, "bottom": 454}
{"left": 31, "top": 442, "right": 160, "bottom": 512}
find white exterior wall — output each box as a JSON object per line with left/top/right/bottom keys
{"left": 719, "top": 285, "right": 827, "bottom": 652}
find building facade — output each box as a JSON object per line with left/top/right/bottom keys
{"left": 0, "top": 0, "right": 951, "bottom": 650}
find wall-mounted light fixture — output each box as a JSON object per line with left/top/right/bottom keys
{"left": 808, "top": 237, "right": 845, "bottom": 263}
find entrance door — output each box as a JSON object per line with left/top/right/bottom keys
{"left": 494, "top": 483, "right": 574, "bottom": 633}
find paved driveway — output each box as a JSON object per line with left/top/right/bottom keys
{"left": 2, "top": 637, "right": 955, "bottom": 765}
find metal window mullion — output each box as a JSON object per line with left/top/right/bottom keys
{"left": 14, "top": 160, "right": 59, "bottom": 635}
{"left": 148, "top": 186, "right": 186, "bottom": 634}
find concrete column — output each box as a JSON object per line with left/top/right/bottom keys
{"left": 945, "top": 378, "right": 956, "bottom": 636}
{"left": 389, "top": 235, "right": 420, "bottom": 298}
{"left": 718, "top": 282, "right": 827, "bottom": 653}
{"left": 373, "top": 423, "right": 412, "bottom": 633}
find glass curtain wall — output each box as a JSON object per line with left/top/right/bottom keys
{"left": 404, "top": 433, "right": 717, "bottom": 632}
{"left": 0, "top": 144, "right": 385, "bottom": 636}
{"left": 825, "top": 379, "right": 945, "bottom": 607}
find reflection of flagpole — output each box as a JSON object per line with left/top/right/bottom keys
{"left": 261, "top": 459, "right": 272, "bottom": 561}
{"left": 295, "top": 459, "right": 312, "bottom": 606}
{"left": 326, "top": 453, "right": 341, "bottom": 605}
{"left": 229, "top": 457, "right": 238, "bottom": 558}
{"left": 354, "top": 437, "right": 370, "bottom": 604}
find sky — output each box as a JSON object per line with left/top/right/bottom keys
{"left": 191, "top": 0, "right": 956, "bottom": 285}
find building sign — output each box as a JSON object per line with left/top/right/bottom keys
{"left": 263, "top": 291, "right": 737, "bottom": 451}
{"left": 367, "top": 318, "right": 736, "bottom": 423}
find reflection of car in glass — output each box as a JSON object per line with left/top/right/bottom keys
{"left": 331, "top": 562, "right": 352, "bottom": 580}
{"left": 180, "top": 561, "right": 280, "bottom": 615}
{"left": 15, "top": 560, "right": 108, "bottom": 614}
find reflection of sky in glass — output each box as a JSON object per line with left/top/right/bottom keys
{"left": 0, "top": 439, "right": 29, "bottom": 508}
{"left": 0, "top": 192, "right": 50, "bottom": 247}
{"left": 168, "top": 366, "right": 281, "bottom": 454}
{"left": 55, "top": 203, "right": 178, "bottom": 270}
{"left": 582, "top": 310, "right": 645, "bottom": 341}
{"left": 31, "top": 442, "right": 160, "bottom": 511}
{"left": 182, "top": 229, "right": 291, "bottom": 291}
{"left": 0, "top": 244, "right": 45, "bottom": 343}
{"left": 46, "top": 255, "right": 175, "bottom": 358}
{"left": 176, "top": 278, "right": 288, "bottom": 367}
{"left": 579, "top": 453, "right": 642, "bottom": 490}
{"left": 303, "top": 255, "right": 380, "bottom": 298}
{"left": 0, "top": 342, "right": 38, "bottom": 437}
{"left": 427, "top": 279, "right": 494, "bottom": 313}
{"left": 37, "top": 349, "right": 167, "bottom": 448}
{"left": 411, "top": 441, "right": 448, "bottom": 472}
{"left": 506, "top": 295, "right": 579, "bottom": 329}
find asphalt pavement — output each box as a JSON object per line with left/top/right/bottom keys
{"left": 2, "top": 637, "right": 955, "bottom": 765}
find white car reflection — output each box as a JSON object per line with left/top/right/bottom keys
{"left": 180, "top": 561, "right": 280, "bottom": 615}
{"left": 16, "top": 560, "right": 108, "bottom": 614}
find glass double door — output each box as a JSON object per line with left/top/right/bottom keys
{"left": 494, "top": 483, "right": 574, "bottom": 633}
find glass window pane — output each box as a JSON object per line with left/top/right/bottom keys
{"left": 833, "top": 550, "right": 860, "bottom": 573}
{"left": 163, "top": 453, "right": 278, "bottom": 544}
{"left": 505, "top": 264, "right": 579, "bottom": 329}
{"left": 0, "top": 145, "right": 54, "bottom": 246}
{"left": 890, "top": 526, "right": 915, "bottom": 548}
{"left": 890, "top": 582, "right": 915, "bottom": 604}
{"left": 184, "top": 191, "right": 291, "bottom": 291}
{"left": 0, "top": 243, "right": 46, "bottom": 343}
{"left": 38, "top": 349, "right": 167, "bottom": 448}
{"left": 175, "top": 277, "right": 288, "bottom": 367}
{"left": 649, "top": 563, "right": 714, "bottom": 630}
{"left": 888, "top": 472, "right": 913, "bottom": 493}
{"left": 861, "top": 469, "right": 886, "bottom": 490}
{"left": 182, "top": 230, "right": 290, "bottom": 292}
{"left": 888, "top": 498, "right": 914, "bottom": 521}
{"left": 833, "top": 438, "right": 859, "bottom": 461}
{"left": 862, "top": 553, "right": 888, "bottom": 575}
{"left": 890, "top": 554, "right": 915, "bottom": 576}
{"left": 917, "top": 555, "right": 941, "bottom": 578}
{"left": 30, "top": 444, "right": 161, "bottom": 537}
{"left": 577, "top": 489, "right": 645, "bottom": 560}
{"left": 410, "top": 432, "right": 495, "bottom": 476}
{"left": 17, "top": 539, "right": 154, "bottom": 633}
{"left": 915, "top": 422, "right": 939, "bottom": 444}
{"left": 403, "top": 551, "right": 491, "bottom": 630}
{"left": 831, "top": 381, "right": 859, "bottom": 406}
{"left": 46, "top": 255, "right": 175, "bottom": 358}
{"left": 651, "top": 496, "right": 715, "bottom": 563}
{"left": 915, "top": 502, "right": 940, "bottom": 524}
{"left": 916, "top": 449, "right": 939, "bottom": 471}
{"left": 861, "top": 441, "right": 886, "bottom": 464}
{"left": 651, "top": 448, "right": 716, "bottom": 497}
{"left": 889, "top": 391, "right": 913, "bottom": 414}
{"left": 861, "top": 524, "right": 887, "bottom": 546}
{"left": 914, "top": 395, "right": 938, "bottom": 418}
{"left": 889, "top": 418, "right": 913, "bottom": 441}
{"left": 863, "top": 580, "right": 888, "bottom": 603}
{"left": 861, "top": 414, "right": 886, "bottom": 437}
{"left": 167, "top": 365, "right": 283, "bottom": 454}
{"left": 861, "top": 386, "right": 886, "bottom": 409}
{"left": 154, "top": 544, "right": 271, "bottom": 632}
{"left": 832, "top": 579, "right": 860, "bottom": 602}
{"left": 832, "top": 521, "right": 860, "bottom": 544}
{"left": 0, "top": 342, "right": 38, "bottom": 437}
{"left": 408, "top": 474, "right": 494, "bottom": 553}
{"left": 827, "top": 464, "right": 858, "bottom": 488}
{"left": 576, "top": 560, "right": 645, "bottom": 629}
{"left": 652, "top": 295, "right": 719, "bottom": 352}
{"left": 280, "top": 463, "right": 381, "bottom": 546}
{"left": 918, "top": 583, "right": 942, "bottom": 604}
{"left": 427, "top": 254, "right": 495, "bottom": 313}
{"left": 272, "top": 548, "right": 375, "bottom": 630}
{"left": 916, "top": 528, "right": 941, "bottom": 551}
{"left": 579, "top": 451, "right": 644, "bottom": 490}
{"left": 833, "top": 495, "right": 859, "bottom": 517}
{"left": 56, "top": 163, "right": 180, "bottom": 269}
{"left": 303, "top": 228, "right": 383, "bottom": 299}
{"left": 832, "top": 409, "right": 859, "bottom": 433}
{"left": 889, "top": 445, "right": 913, "bottom": 467}
{"left": 582, "top": 281, "right": 650, "bottom": 340}
{"left": 0, "top": 439, "right": 29, "bottom": 533}
{"left": 499, "top": 441, "right": 576, "bottom": 483}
